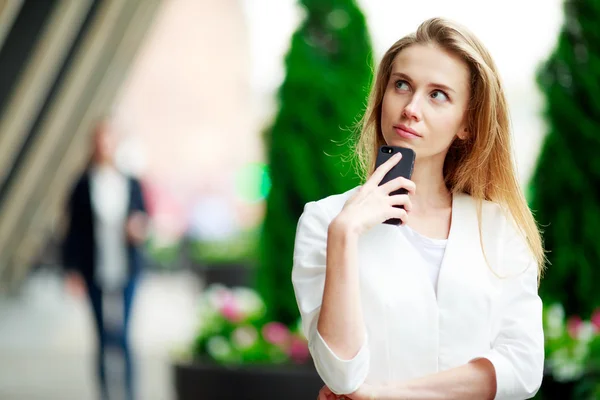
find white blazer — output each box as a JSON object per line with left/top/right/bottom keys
{"left": 292, "top": 187, "right": 544, "bottom": 400}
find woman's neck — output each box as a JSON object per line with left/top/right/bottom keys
{"left": 93, "top": 156, "right": 115, "bottom": 168}
{"left": 410, "top": 155, "right": 452, "bottom": 212}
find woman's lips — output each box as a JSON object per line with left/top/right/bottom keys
{"left": 393, "top": 124, "right": 421, "bottom": 139}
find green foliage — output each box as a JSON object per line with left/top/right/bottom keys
{"left": 189, "top": 229, "right": 260, "bottom": 266}
{"left": 257, "top": 0, "right": 374, "bottom": 325}
{"left": 191, "top": 285, "right": 309, "bottom": 365}
{"left": 535, "top": 303, "right": 600, "bottom": 399}
{"left": 144, "top": 238, "right": 182, "bottom": 270}
{"left": 531, "top": 0, "right": 600, "bottom": 317}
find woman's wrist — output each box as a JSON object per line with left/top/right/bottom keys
{"left": 374, "top": 382, "right": 410, "bottom": 400}
{"left": 330, "top": 212, "right": 362, "bottom": 238}
{"left": 374, "top": 383, "right": 387, "bottom": 400}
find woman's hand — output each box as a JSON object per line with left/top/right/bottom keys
{"left": 65, "top": 272, "right": 86, "bottom": 298}
{"left": 333, "top": 152, "right": 415, "bottom": 236}
{"left": 349, "top": 382, "right": 380, "bottom": 400}
{"left": 317, "top": 383, "right": 380, "bottom": 400}
{"left": 317, "top": 385, "right": 336, "bottom": 400}
{"left": 126, "top": 211, "right": 148, "bottom": 245}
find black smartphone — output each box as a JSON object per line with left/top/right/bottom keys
{"left": 375, "top": 145, "right": 415, "bottom": 225}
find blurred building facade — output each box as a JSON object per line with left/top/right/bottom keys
{"left": 0, "top": 0, "right": 162, "bottom": 291}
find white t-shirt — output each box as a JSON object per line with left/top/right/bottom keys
{"left": 397, "top": 224, "right": 447, "bottom": 292}
{"left": 90, "top": 165, "right": 130, "bottom": 292}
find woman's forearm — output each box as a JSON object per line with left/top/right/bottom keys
{"left": 316, "top": 216, "right": 366, "bottom": 360}
{"left": 378, "top": 359, "right": 496, "bottom": 400}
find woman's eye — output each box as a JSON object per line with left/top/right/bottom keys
{"left": 431, "top": 90, "right": 449, "bottom": 102}
{"left": 395, "top": 80, "right": 409, "bottom": 91}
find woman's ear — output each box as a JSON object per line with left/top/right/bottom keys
{"left": 457, "top": 127, "right": 469, "bottom": 140}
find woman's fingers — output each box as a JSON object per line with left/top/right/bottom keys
{"left": 366, "top": 152, "right": 402, "bottom": 188}
{"left": 389, "top": 207, "right": 409, "bottom": 224}
{"left": 380, "top": 176, "right": 416, "bottom": 195}
{"left": 388, "top": 194, "right": 412, "bottom": 211}
{"left": 318, "top": 385, "right": 334, "bottom": 400}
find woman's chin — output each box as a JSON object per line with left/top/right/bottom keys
{"left": 388, "top": 139, "right": 415, "bottom": 151}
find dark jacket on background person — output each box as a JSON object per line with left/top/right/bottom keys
{"left": 62, "top": 171, "right": 147, "bottom": 283}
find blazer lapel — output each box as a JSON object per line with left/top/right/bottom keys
{"left": 436, "top": 192, "right": 464, "bottom": 303}
{"left": 436, "top": 193, "right": 498, "bottom": 366}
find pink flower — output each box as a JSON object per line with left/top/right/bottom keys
{"left": 262, "top": 322, "right": 290, "bottom": 346}
{"left": 220, "top": 296, "right": 242, "bottom": 322}
{"left": 567, "top": 315, "right": 583, "bottom": 338}
{"left": 288, "top": 336, "right": 310, "bottom": 364}
{"left": 591, "top": 309, "right": 600, "bottom": 333}
{"left": 208, "top": 286, "right": 233, "bottom": 309}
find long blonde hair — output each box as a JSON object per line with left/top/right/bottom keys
{"left": 354, "top": 17, "right": 545, "bottom": 277}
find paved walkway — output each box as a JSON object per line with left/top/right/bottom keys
{"left": 0, "top": 268, "right": 202, "bottom": 400}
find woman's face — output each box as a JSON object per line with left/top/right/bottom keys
{"left": 380, "top": 44, "right": 471, "bottom": 160}
{"left": 93, "top": 122, "right": 116, "bottom": 162}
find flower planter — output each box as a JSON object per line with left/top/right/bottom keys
{"left": 173, "top": 360, "right": 323, "bottom": 400}
{"left": 191, "top": 262, "right": 255, "bottom": 288}
{"left": 535, "top": 365, "right": 600, "bottom": 399}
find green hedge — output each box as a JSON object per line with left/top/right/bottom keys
{"left": 257, "top": 0, "right": 373, "bottom": 324}
{"left": 530, "top": 0, "right": 600, "bottom": 318}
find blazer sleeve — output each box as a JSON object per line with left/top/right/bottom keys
{"left": 473, "top": 222, "right": 544, "bottom": 400}
{"left": 61, "top": 179, "right": 80, "bottom": 272}
{"left": 130, "top": 177, "right": 147, "bottom": 214}
{"left": 291, "top": 201, "right": 370, "bottom": 395}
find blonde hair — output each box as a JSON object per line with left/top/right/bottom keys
{"left": 354, "top": 17, "right": 545, "bottom": 278}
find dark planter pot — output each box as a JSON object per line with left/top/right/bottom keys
{"left": 173, "top": 360, "right": 323, "bottom": 400}
{"left": 536, "top": 375, "right": 578, "bottom": 399}
{"left": 537, "top": 370, "right": 599, "bottom": 399}
{"left": 190, "top": 262, "right": 255, "bottom": 287}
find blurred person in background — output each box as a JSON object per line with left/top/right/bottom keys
{"left": 62, "top": 118, "right": 148, "bottom": 400}
{"left": 293, "top": 18, "right": 545, "bottom": 400}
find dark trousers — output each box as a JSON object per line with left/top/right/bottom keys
{"left": 86, "top": 276, "right": 138, "bottom": 400}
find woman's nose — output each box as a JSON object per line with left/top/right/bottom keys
{"left": 402, "top": 95, "right": 422, "bottom": 122}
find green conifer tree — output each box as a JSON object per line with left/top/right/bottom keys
{"left": 257, "top": 0, "right": 373, "bottom": 324}
{"left": 531, "top": 0, "right": 600, "bottom": 317}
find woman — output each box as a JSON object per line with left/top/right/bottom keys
{"left": 63, "top": 119, "right": 148, "bottom": 400}
{"left": 292, "top": 18, "right": 545, "bottom": 400}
